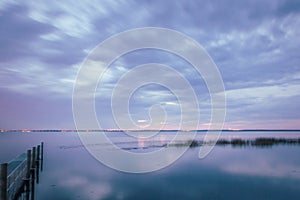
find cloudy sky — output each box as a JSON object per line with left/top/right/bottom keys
{"left": 0, "top": 0, "right": 300, "bottom": 130}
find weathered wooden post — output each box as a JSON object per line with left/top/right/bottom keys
{"left": 36, "top": 145, "right": 40, "bottom": 184}
{"left": 32, "top": 147, "right": 36, "bottom": 169}
{"left": 31, "top": 146, "right": 36, "bottom": 200}
{"left": 25, "top": 149, "right": 32, "bottom": 200}
{"left": 1, "top": 163, "right": 8, "bottom": 200}
{"left": 30, "top": 168, "right": 35, "bottom": 200}
{"left": 37, "top": 145, "right": 40, "bottom": 162}
{"left": 41, "top": 142, "right": 44, "bottom": 171}
{"left": 26, "top": 149, "right": 32, "bottom": 179}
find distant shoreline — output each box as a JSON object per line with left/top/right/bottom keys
{"left": 1, "top": 129, "right": 300, "bottom": 133}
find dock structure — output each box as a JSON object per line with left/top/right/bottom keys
{"left": 0, "top": 142, "right": 44, "bottom": 200}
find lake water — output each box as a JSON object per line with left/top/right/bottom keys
{"left": 1, "top": 131, "right": 300, "bottom": 200}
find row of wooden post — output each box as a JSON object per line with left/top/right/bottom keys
{"left": 0, "top": 142, "right": 44, "bottom": 200}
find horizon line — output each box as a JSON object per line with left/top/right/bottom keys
{"left": 1, "top": 129, "right": 300, "bottom": 133}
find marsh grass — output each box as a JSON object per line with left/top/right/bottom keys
{"left": 173, "top": 137, "right": 300, "bottom": 148}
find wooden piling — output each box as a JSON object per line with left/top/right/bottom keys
{"left": 36, "top": 145, "right": 40, "bottom": 184}
{"left": 27, "top": 149, "right": 32, "bottom": 179}
{"left": 41, "top": 142, "right": 44, "bottom": 171}
{"left": 25, "top": 178, "right": 30, "bottom": 200}
{"left": 25, "top": 149, "right": 32, "bottom": 200}
{"left": 32, "top": 147, "right": 36, "bottom": 169}
{"left": 1, "top": 163, "right": 8, "bottom": 200}
{"left": 37, "top": 145, "right": 40, "bottom": 161}
{"left": 41, "top": 142, "right": 44, "bottom": 161}
{"left": 30, "top": 168, "right": 35, "bottom": 200}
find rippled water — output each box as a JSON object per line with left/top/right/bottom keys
{"left": 1, "top": 131, "right": 300, "bottom": 200}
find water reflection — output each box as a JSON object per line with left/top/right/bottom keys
{"left": 1, "top": 132, "right": 300, "bottom": 199}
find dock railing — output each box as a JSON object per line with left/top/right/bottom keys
{"left": 1, "top": 142, "right": 44, "bottom": 200}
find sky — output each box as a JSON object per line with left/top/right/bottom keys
{"left": 0, "top": 0, "right": 300, "bottom": 130}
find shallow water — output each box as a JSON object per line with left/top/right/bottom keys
{"left": 1, "top": 131, "right": 300, "bottom": 200}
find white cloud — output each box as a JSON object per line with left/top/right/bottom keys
{"left": 226, "top": 83, "right": 300, "bottom": 102}
{"left": 163, "top": 101, "right": 178, "bottom": 106}
{"left": 25, "top": 0, "right": 120, "bottom": 38}
{"left": 0, "top": 0, "right": 18, "bottom": 10}
{"left": 137, "top": 119, "right": 148, "bottom": 123}
{"left": 0, "top": 60, "right": 78, "bottom": 96}
{"left": 40, "top": 32, "right": 65, "bottom": 41}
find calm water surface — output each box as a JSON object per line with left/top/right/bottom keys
{"left": 0, "top": 131, "right": 300, "bottom": 200}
